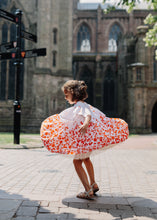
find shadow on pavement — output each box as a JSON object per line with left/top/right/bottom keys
{"left": 1, "top": 189, "right": 157, "bottom": 219}
{"left": 0, "top": 189, "right": 88, "bottom": 220}
{"left": 62, "top": 194, "right": 157, "bottom": 219}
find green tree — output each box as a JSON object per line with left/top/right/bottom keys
{"left": 103, "top": 0, "right": 157, "bottom": 58}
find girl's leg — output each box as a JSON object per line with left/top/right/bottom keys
{"left": 83, "top": 157, "right": 99, "bottom": 191}
{"left": 73, "top": 159, "right": 93, "bottom": 195}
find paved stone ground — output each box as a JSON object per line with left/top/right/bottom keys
{"left": 0, "top": 134, "right": 157, "bottom": 219}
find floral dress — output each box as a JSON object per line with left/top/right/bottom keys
{"left": 40, "top": 101, "right": 129, "bottom": 159}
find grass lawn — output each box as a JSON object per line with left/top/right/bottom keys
{"left": 0, "top": 132, "right": 135, "bottom": 145}
{"left": 0, "top": 132, "right": 40, "bottom": 145}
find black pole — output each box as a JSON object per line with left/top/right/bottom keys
{"left": 13, "top": 9, "right": 23, "bottom": 144}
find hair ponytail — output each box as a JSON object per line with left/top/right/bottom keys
{"left": 62, "top": 80, "right": 88, "bottom": 101}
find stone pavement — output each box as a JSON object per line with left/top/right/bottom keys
{"left": 0, "top": 134, "right": 157, "bottom": 219}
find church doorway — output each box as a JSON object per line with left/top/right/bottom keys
{"left": 78, "top": 65, "right": 93, "bottom": 105}
{"left": 103, "top": 65, "right": 116, "bottom": 115}
{"left": 152, "top": 102, "right": 157, "bottom": 132}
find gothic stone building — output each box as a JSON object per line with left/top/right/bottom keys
{"left": 0, "top": 0, "right": 157, "bottom": 134}
{"left": 72, "top": 1, "right": 157, "bottom": 133}
{"left": 118, "top": 26, "right": 157, "bottom": 133}
{"left": 0, "top": 0, "right": 73, "bottom": 133}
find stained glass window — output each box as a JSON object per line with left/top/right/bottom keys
{"left": 108, "top": 24, "right": 122, "bottom": 52}
{"left": 77, "top": 24, "right": 91, "bottom": 52}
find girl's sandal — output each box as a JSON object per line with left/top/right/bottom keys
{"left": 91, "top": 182, "right": 99, "bottom": 194}
{"left": 76, "top": 188, "right": 94, "bottom": 200}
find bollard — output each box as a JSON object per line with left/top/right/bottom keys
{"left": 13, "top": 100, "right": 21, "bottom": 144}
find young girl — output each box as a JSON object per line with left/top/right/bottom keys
{"left": 40, "top": 80, "right": 129, "bottom": 200}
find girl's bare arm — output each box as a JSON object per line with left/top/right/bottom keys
{"left": 78, "top": 115, "right": 91, "bottom": 134}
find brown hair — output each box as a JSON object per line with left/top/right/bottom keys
{"left": 62, "top": 80, "right": 88, "bottom": 102}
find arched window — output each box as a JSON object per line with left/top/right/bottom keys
{"left": 0, "top": 61, "right": 7, "bottom": 100}
{"left": 21, "top": 23, "right": 25, "bottom": 50}
{"left": 10, "top": 23, "right": 16, "bottom": 42}
{"left": 77, "top": 24, "right": 91, "bottom": 52}
{"left": 52, "top": 51, "right": 57, "bottom": 67}
{"left": 153, "top": 49, "right": 157, "bottom": 81}
{"left": 136, "top": 67, "right": 142, "bottom": 81}
{"left": 53, "top": 28, "right": 57, "bottom": 44}
{"left": 108, "top": 24, "right": 122, "bottom": 52}
{"left": 0, "top": 0, "right": 8, "bottom": 8}
{"left": 20, "top": 23, "right": 25, "bottom": 100}
{"left": 8, "top": 24, "right": 16, "bottom": 100}
{"left": 0, "top": 21, "right": 25, "bottom": 101}
{"left": 2, "top": 23, "right": 8, "bottom": 43}
{"left": 11, "top": 6, "right": 16, "bottom": 14}
{"left": 103, "top": 65, "right": 115, "bottom": 111}
{"left": 0, "top": 23, "right": 8, "bottom": 100}
{"left": 8, "top": 61, "right": 16, "bottom": 100}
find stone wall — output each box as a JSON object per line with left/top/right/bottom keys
{"left": 0, "top": 0, "right": 73, "bottom": 133}
{"left": 118, "top": 25, "right": 157, "bottom": 133}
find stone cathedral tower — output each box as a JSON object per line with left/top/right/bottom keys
{"left": 0, "top": 0, "right": 73, "bottom": 132}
